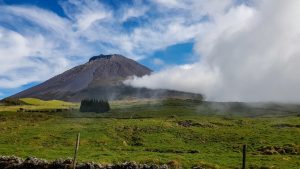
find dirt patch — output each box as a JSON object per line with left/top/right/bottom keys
{"left": 177, "top": 120, "right": 215, "bottom": 128}
{"left": 249, "top": 164, "right": 279, "bottom": 169}
{"left": 272, "top": 123, "right": 300, "bottom": 128}
{"left": 145, "top": 148, "right": 200, "bottom": 154}
{"left": 209, "top": 122, "right": 233, "bottom": 127}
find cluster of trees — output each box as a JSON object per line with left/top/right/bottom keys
{"left": 80, "top": 99, "right": 110, "bottom": 113}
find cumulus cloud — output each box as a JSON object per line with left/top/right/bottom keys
{"left": 0, "top": 5, "right": 87, "bottom": 88}
{"left": 126, "top": 0, "right": 300, "bottom": 102}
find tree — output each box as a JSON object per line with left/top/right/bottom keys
{"left": 80, "top": 99, "right": 110, "bottom": 113}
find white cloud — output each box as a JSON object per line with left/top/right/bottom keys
{"left": 0, "top": 5, "right": 90, "bottom": 88}
{"left": 0, "top": 27, "right": 71, "bottom": 88}
{"left": 125, "top": 63, "right": 220, "bottom": 95}
{"left": 120, "top": 5, "right": 149, "bottom": 22}
{"left": 126, "top": 0, "right": 300, "bottom": 102}
{"left": 0, "top": 5, "right": 71, "bottom": 39}
{"left": 152, "top": 0, "right": 184, "bottom": 8}
{"left": 152, "top": 58, "right": 165, "bottom": 66}
{"left": 2, "top": 0, "right": 205, "bottom": 89}
{"left": 61, "top": 0, "right": 112, "bottom": 31}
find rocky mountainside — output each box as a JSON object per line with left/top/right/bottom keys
{"left": 10, "top": 54, "right": 202, "bottom": 101}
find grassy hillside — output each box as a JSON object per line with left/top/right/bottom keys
{"left": 0, "top": 98, "right": 78, "bottom": 112}
{"left": 0, "top": 98, "right": 299, "bottom": 168}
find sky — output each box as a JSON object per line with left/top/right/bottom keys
{"left": 1, "top": 0, "right": 300, "bottom": 102}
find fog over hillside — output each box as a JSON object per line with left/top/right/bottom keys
{"left": 125, "top": 0, "right": 300, "bottom": 102}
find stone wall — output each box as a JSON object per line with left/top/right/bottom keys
{"left": 0, "top": 156, "right": 170, "bottom": 169}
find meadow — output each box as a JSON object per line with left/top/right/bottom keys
{"left": 0, "top": 98, "right": 299, "bottom": 168}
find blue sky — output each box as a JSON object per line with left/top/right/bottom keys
{"left": 2, "top": 0, "right": 299, "bottom": 102}
{"left": 0, "top": 0, "right": 200, "bottom": 98}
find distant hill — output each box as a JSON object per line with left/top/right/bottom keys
{"left": 10, "top": 54, "right": 203, "bottom": 102}
{"left": 0, "top": 98, "right": 29, "bottom": 106}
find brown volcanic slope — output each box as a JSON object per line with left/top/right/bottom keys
{"left": 10, "top": 54, "right": 203, "bottom": 102}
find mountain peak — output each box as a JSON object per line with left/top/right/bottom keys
{"left": 10, "top": 54, "right": 202, "bottom": 101}
{"left": 89, "top": 54, "right": 123, "bottom": 62}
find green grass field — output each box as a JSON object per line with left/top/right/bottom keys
{"left": 0, "top": 98, "right": 299, "bottom": 168}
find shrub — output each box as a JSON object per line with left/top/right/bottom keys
{"left": 80, "top": 99, "right": 110, "bottom": 113}
{"left": 167, "top": 160, "right": 181, "bottom": 169}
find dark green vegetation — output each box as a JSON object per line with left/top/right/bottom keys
{"left": 80, "top": 99, "right": 110, "bottom": 113}
{"left": 0, "top": 98, "right": 29, "bottom": 106}
{"left": 0, "top": 98, "right": 299, "bottom": 168}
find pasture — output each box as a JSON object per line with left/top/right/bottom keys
{"left": 0, "top": 98, "right": 299, "bottom": 168}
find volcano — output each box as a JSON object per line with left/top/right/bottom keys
{"left": 10, "top": 54, "right": 202, "bottom": 101}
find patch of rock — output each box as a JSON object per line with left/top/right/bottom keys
{"left": 0, "top": 156, "right": 171, "bottom": 169}
{"left": 257, "top": 144, "right": 299, "bottom": 155}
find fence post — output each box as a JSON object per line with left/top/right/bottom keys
{"left": 242, "top": 144, "right": 247, "bottom": 169}
{"left": 72, "top": 133, "right": 80, "bottom": 169}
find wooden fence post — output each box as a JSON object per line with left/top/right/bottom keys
{"left": 72, "top": 133, "right": 80, "bottom": 169}
{"left": 242, "top": 144, "right": 247, "bottom": 169}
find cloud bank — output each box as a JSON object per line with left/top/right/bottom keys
{"left": 126, "top": 0, "right": 300, "bottom": 102}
